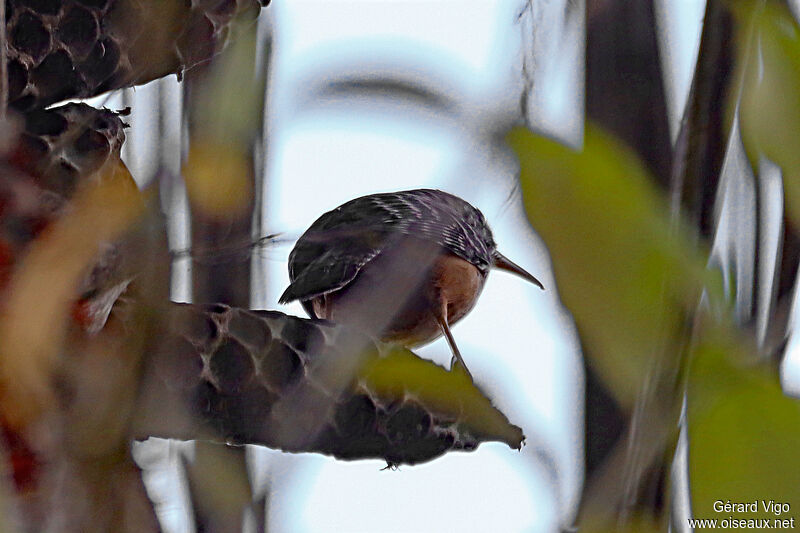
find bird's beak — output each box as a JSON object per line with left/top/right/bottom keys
{"left": 493, "top": 251, "right": 545, "bottom": 290}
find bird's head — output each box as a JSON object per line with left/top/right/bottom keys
{"left": 439, "top": 192, "right": 544, "bottom": 290}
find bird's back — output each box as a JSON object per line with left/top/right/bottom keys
{"left": 279, "top": 189, "right": 497, "bottom": 314}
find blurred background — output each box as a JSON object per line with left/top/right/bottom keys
{"left": 74, "top": 0, "right": 800, "bottom": 531}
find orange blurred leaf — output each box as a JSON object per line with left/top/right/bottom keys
{"left": 0, "top": 159, "right": 142, "bottom": 428}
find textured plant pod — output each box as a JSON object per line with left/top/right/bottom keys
{"left": 0, "top": 104, "right": 143, "bottom": 518}
{"left": 1, "top": 102, "right": 136, "bottom": 333}
{"left": 9, "top": 103, "right": 127, "bottom": 196}
{"left": 138, "top": 303, "right": 525, "bottom": 466}
{"left": 7, "top": 0, "right": 269, "bottom": 111}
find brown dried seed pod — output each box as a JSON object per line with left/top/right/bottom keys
{"left": 2, "top": 102, "right": 137, "bottom": 332}
{"left": 7, "top": 0, "right": 270, "bottom": 111}
{"left": 10, "top": 102, "right": 127, "bottom": 197}
{"left": 2, "top": 102, "right": 127, "bottom": 265}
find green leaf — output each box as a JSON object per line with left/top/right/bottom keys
{"left": 507, "top": 125, "right": 712, "bottom": 407}
{"left": 359, "top": 348, "right": 525, "bottom": 449}
{"left": 688, "top": 330, "right": 800, "bottom": 521}
{"left": 191, "top": 19, "right": 265, "bottom": 144}
{"left": 737, "top": 2, "right": 800, "bottom": 227}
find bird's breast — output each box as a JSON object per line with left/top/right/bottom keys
{"left": 307, "top": 242, "right": 487, "bottom": 348}
{"left": 431, "top": 253, "right": 487, "bottom": 325}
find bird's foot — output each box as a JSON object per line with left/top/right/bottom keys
{"left": 449, "top": 355, "right": 473, "bottom": 381}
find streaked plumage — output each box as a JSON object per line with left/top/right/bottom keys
{"left": 280, "top": 189, "right": 494, "bottom": 305}
{"left": 279, "top": 189, "right": 544, "bottom": 376}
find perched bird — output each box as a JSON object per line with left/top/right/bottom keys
{"left": 279, "top": 189, "right": 544, "bottom": 376}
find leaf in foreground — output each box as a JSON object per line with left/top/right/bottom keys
{"left": 688, "top": 330, "right": 800, "bottom": 521}
{"left": 737, "top": 2, "right": 800, "bottom": 228}
{"left": 507, "top": 125, "right": 710, "bottom": 408}
{"left": 0, "top": 160, "right": 142, "bottom": 428}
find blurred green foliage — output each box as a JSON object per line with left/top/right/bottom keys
{"left": 183, "top": 20, "right": 262, "bottom": 220}
{"left": 507, "top": 126, "right": 713, "bottom": 410}
{"left": 190, "top": 19, "right": 265, "bottom": 145}
{"left": 689, "top": 327, "right": 800, "bottom": 523}
{"left": 508, "top": 3, "right": 800, "bottom": 517}
{"left": 738, "top": 2, "right": 800, "bottom": 228}
{"left": 361, "top": 347, "right": 524, "bottom": 449}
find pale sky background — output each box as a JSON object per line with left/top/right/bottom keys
{"left": 257, "top": 3, "right": 582, "bottom": 531}
{"left": 85, "top": 1, "right": 800, "bottom": 531}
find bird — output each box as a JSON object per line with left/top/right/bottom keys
{"left": 278, "top": 189, "right": 544, "bottom": 377}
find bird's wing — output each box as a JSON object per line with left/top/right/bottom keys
{"left": 279, "top": 189, "right": 461, "bottom": 309}
{"left": 278, "top": 233, "right": 382, "bottom": 305}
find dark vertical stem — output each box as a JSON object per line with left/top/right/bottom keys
{"left": 186, "top": 79, "right": 255, "bottom": 307}
{"left": 665, "top": 0, "right": 736, "bottom": 529}
{"left": 180, "top": 16, "right": 269, "bottom": 531}
{"left": 181, "top": 76, "right": 254, "bottom": 532}
{"left": 582, "top": 0, "right": 674, "bottom": 515}
{"left": 773, "top": 217, "right": 800, "bottom": 352}
{"left": 586, "top": 0, "right": 673, "bottom": 188}
{"left": 670, "top": 0, "right": 735, "bottom": 236}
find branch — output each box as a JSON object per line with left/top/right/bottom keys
{"left": 134, "top": 302, "right": 524, "bottom": 466}
{"left": 4, "top": 0, "right": 269, "bottom": 112}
